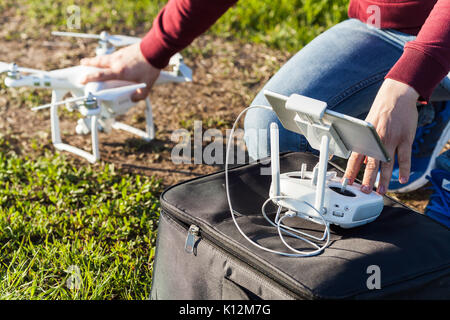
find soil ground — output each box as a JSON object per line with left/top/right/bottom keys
{"left": 0, "top": 15, "right": 446, "bottom": 213}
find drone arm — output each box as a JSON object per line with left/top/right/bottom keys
{"left": 154, "top": 71, "right": 186, "bottom": 85}
{"left": 5, "top": 75, "right": 74, "bottom": 91}
{"left": 4, "top": 76, "right": 46, "bottom": 88}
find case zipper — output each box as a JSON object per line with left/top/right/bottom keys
{"left": 185, "top": 224, "right": 200, "bottom": 254}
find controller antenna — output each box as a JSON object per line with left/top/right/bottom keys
{"left": 270, "top": 122, "right": 280, "bottom": 197}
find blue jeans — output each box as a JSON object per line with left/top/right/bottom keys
{"left": 244, "top": 19, "right": 450, "bottom": 160}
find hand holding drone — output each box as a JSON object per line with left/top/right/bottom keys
{"left": 52, "top": 31, "right": 192, "bottom": 101}
{"left": 1, "top": 30, "right": 193, "bottom": 163}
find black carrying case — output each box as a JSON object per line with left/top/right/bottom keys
{"left": 151, "top": 152, "right": 450, "bottom": 300}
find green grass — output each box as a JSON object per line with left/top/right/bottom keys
{"left": 213, "top": 0, "right": 348, "bottom": 51}
{"left": 0, "top": 137, "right": 161, "bottom": 299}
{"left": 0, "top": 0, "right": 349, "bottom": 299}
{"left": 3, "top": 0, "right": 348, "bottom": 53}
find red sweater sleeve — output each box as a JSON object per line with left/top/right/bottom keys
{"left": 386, "top": 0, "right": 450, "bottom": 101}
{"left": 140, "top": 0, "right": 237, "bottom": 69}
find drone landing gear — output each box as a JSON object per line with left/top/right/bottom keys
{"left": 50, "top": 90, "right": 100, "bottom": 163}
{"left": 110, "top": 97, "right": 155, "bottom": 141}
{"left": 76, "top": 97, "right": 155, "bottom": 142}
{"left": 49, "top": 91, "right": 155, "bottom": 163}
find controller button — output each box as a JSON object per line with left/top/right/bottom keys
{"left": 332, "top": 211, "right": 344, "bottom": 217}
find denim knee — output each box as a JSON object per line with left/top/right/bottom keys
{"left": 244, "top": 106, "right": 312, "bottom": 160}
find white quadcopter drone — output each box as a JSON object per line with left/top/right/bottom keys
{"left": 1, "top": 30, "right": 193, "bottom": 163}
{"left": 225, "top": 90, "right": 390, "bottom": 257}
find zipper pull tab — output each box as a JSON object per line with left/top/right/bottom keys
{"left": 185, "top": 225, "right": 200, "bottom": 254}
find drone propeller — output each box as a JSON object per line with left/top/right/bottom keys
{"left": 0, "top": 61, "right": 49, "bottom": 75}
{"left": 52, "top": 31, "right": 141, "bottom": 47}
{"left": 32, "top": 83, "right": 146, "bottom": 111}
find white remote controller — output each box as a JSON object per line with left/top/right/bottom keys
{"left": 269, "top": 169, "right": 384, "bottom": 228}
{"left": 264, "top": 91, "right": 390, "bottom": 231}
{"left": 224, "top": 92, "right": 390, "bottom": 257}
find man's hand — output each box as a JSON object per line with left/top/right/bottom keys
{"left": 344, "top": 78, "right": 420, "bottom": 195}
{"left": 80, "top": 43, "right": 161, "bottom": 102}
